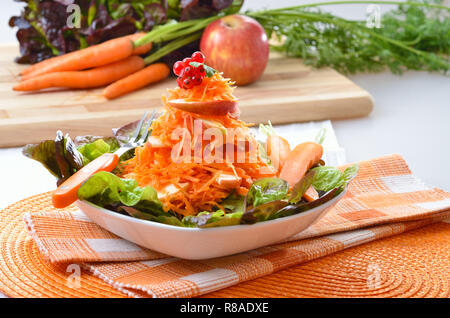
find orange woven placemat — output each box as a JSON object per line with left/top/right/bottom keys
{"left": 0, "top": 192, "right": 125, "bottom": 298}
{"left": 1, "top": 192, "right": 449, "bottom": 298}
{"left": 204, "top": 222, "right": 450, "bottom": 298}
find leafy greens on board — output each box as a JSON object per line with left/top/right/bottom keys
{"left": 9, "top": 0, "right": 239, "bottom": 64}
{"left": 9, "top": 1, "right": 449, "bottom": 74}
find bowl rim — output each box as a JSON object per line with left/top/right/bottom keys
{"left": 77, "top": 186, "right": 346, "bottom": 233}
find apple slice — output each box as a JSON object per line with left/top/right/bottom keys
{"left": 216, "top": 173, "right": 242, "bottom": 189}
{"left": 167, "top": 99, "right": 239, "bottom": 117}
{"left": 157, "top": 183, "right": 188, "bottom": 200}
{"left": 147, "top": 136, "right": 165, "bottom": 148}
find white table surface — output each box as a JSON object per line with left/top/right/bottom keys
{"left": 0, "top": 0, "right": 449, "bottom": 298}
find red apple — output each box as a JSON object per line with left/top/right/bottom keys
{"left": 200, "top": 15, "right": 269, "bottom": 86}
{"left": 167, "top": 99, "right": 239, "bottom": 117}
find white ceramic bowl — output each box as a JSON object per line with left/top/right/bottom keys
{"left": 76, "top": 188, "right": 345, "bottom": 260}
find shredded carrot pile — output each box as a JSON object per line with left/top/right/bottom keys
{"left": 166, "top": 72, "right": 237, "bottom": 102}
{"left": 119, "top": 75, "right": 275, "bottom": 216}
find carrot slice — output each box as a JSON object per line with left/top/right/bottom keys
{"left": 279, "top": 142, "right": 323, "bottom": 188}
{"left": 236, "top": 187, "right": 249, "bottom": 196}
{"left": 52, "top": 153, "right": 119, "bottom": 209}
{"left": 303, "top": 186, "right": 319, "bottom": 202}
{"left": 266, "top": 135, "right": 291, "bottom": 173}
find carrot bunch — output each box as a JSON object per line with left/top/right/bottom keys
{"left": 14, "top": 33, "right": 170, "bottom": 99}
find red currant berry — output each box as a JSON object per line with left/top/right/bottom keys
{"left": 191, "top": 51, "right": 205, "bottom": 63}
{"left": 182, "top": 66, "right": 194, "bottom": 77}
{"left": 193, "top": 75, "right": 203, "bottom": 85}
{"left": 198, "top": 70, "right": 206, "bottom": 78}
{"left": 176, "top": 77, "right": 184, "bottom": 88}
{"left": 183, "top": 78, "right": 193, "bottom": 89}
{"left": 182, "top": 58, "right": 191, "bottom": 66}
{"left": 173, "top": 61, "right": 184, "bottom": 76}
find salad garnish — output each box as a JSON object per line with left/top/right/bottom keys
{"left": 173, "top": 51, "right": 218, "bottom": 89}
{"left": 168, "top": 65, "right": 235, "bottom": 103}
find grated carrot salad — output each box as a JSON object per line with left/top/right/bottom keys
{"left": 166, "top": 72, "right": 237, "bottom": 102}
{"left": 119, "top": 74, "right": 275, "bottom": 216}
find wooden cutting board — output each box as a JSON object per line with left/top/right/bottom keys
{"left": 0, "top": 44, "right": 373, "bottom": 148}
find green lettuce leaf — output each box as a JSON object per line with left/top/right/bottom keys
{"left": 312, "top": 164, "right": 359, "bottom": 192}
{"left": 311, "top": 166, "right": 343, "bottom": 192}
{"left": 201, "top": 212, "right": 243, "bottom": 228}
{"left": 22, "top": 130, "right": 84, "bottom": 184}
{"left": 119, "top": 206, "right": 184, "bottom": 227}
{"left": 22, "top": 140, "right": 61, "bottom": 178}
{"left": 268, "top": 188, "right": 340, "bottom": 221}
{"left": 247, "top": 178, "right": 289, "bottom": 207}
{"left": 182, "top": 210, "right": 243, "bottom": 228}
{"left": 55, "top": 130, "right": 72, "bottom": 182}
{"left": 241, "top": 200, "right": 288, "bottom": 224}
{"left": 78, "top": 171, "right": 164, "bottom": 216}
{"left": 242, "top": 164, "right": 358, "bottom": 224}
{"left": 75, "top": 135, "right": 120, "bottom": 150}
{"left": 77, "top": 138, "right": 119, "bottom": 164}
{"left": 64, "top": 134, "right": 84, "bottom": 172}
{"left": 288, "top": 170, "right": 316, "bottom": 204}
{"left": 23, "top": 131, "right": 123, "bottom": 182}
{"left": 220, "top": 192, "right": 246, "bottom": 214}
{"left": 342, "top": 164, "right": 359, "bottom": 184}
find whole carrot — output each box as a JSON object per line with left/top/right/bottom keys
{"left": 20, "top": 36, "right": 137, "bottom": 80}
{"left": 20, "top": 33, "right": 152, "bottom": 77}
{"left": 279, "top": 142, "right": 323, "bottom": 188}
{"left": 14, "top": 56, "right": 145, "bottom": 91}
{"left": 266, "top": 135, "right": 291, "bottom": 173}
{"left": 102, "top": 62, "right": 169, "bottom": 99}
{"left": 128, "top": 33, "right": 153, "bottom": 56}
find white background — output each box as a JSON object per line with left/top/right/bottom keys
{"left": 1, "top": 0, "right": 450, "bottom": 212}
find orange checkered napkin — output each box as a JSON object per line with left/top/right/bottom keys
{"left": 24, "top": 154, "right": 450, "bottom": 297}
